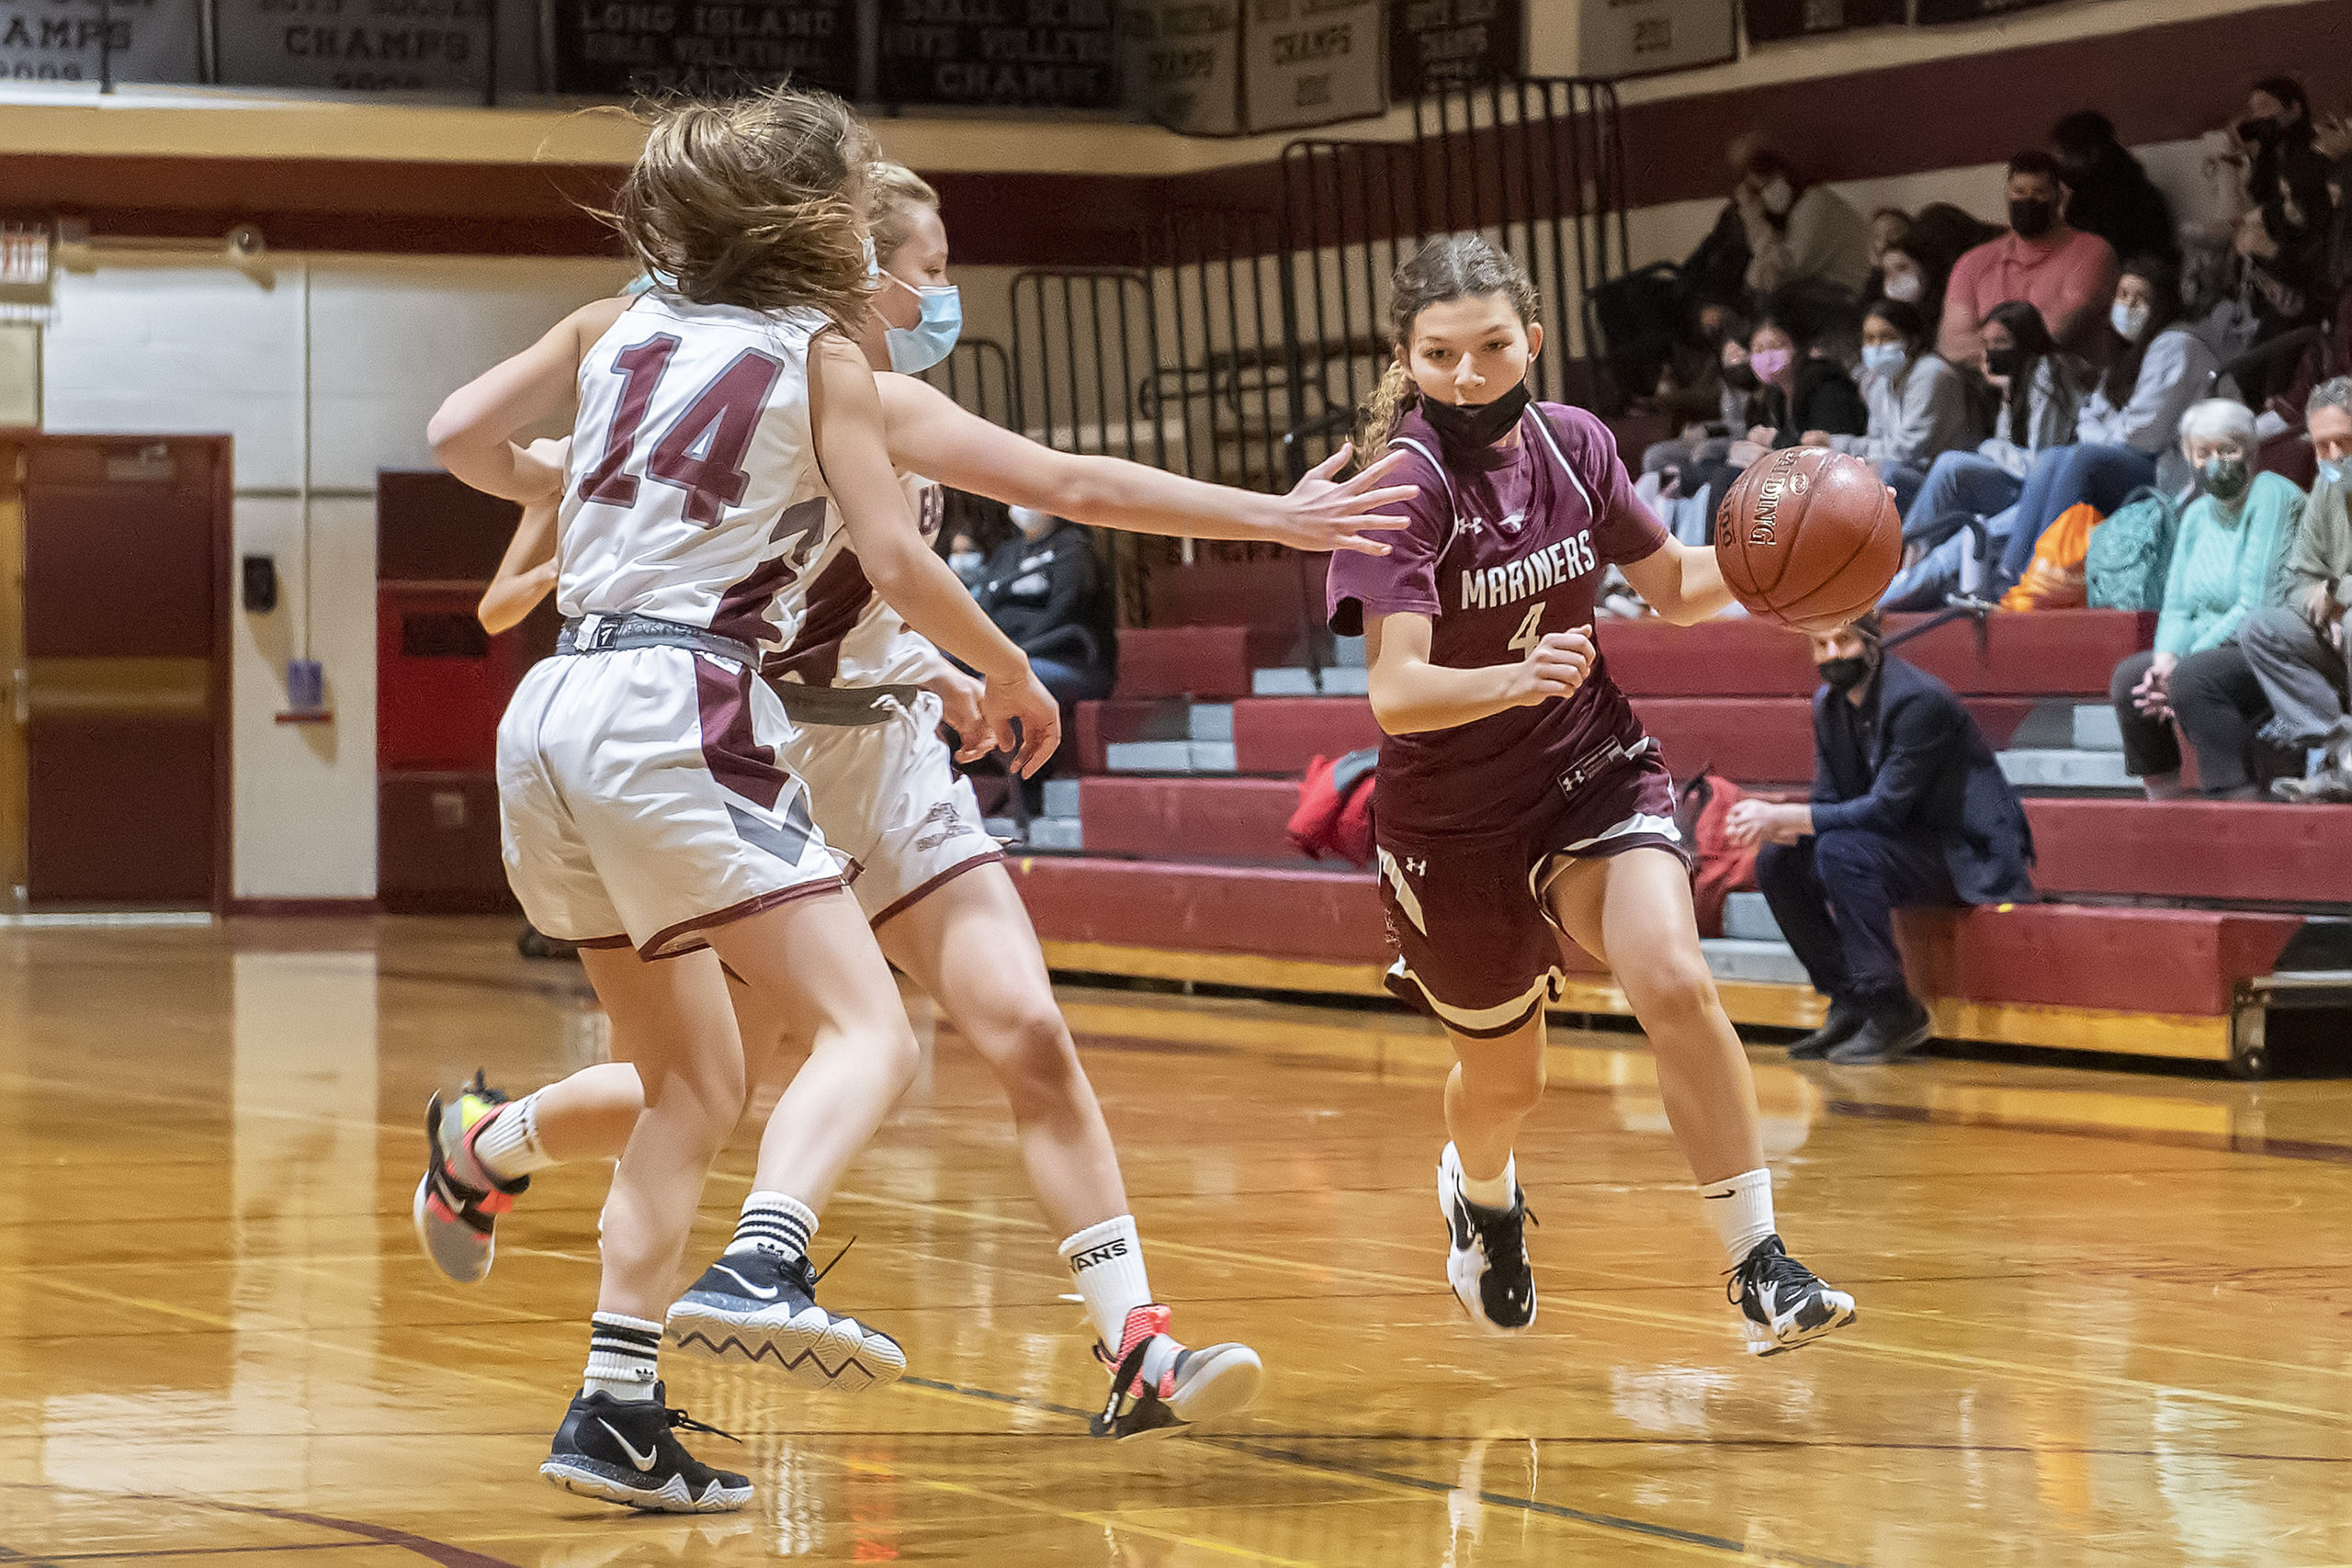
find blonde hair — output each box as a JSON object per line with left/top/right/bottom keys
{"left": 1355, "top": 234, "right": 1540, "bottom": 456}
{"left": 867, "top": 162, "right": 941, "bottom": 268}
{"left": 610, "top": 87, "right": 877, "bottom": 328}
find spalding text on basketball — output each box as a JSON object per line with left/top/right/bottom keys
{"left": 1748, "top": 448, "right": 1803, "bottom": 547}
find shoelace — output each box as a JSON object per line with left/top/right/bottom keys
{"left": 1724, "top": 1239, "right": 1814, "bottom": 1309}
{"left": 1471, "top": 1202, "right": 1539, "bottom": 1278}
{"left": 664, "top": 1405, "right": 742, "bottom": 1444}
{"left": 782, "top": 1237, "right": 857, "bottom": 1297}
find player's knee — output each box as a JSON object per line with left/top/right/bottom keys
{"left": 1462, "top": 1051, "right": 1546, "bottom": 1117}
{"left": 983, "top": 1004, "right": 1083, "bottom": 1116}
{"left": 1632, "top": 956, "right": 1720, "bottom": 1027}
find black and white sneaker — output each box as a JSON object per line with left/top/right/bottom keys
{"left": 1091, "top": 1303, "right": 1264, "bottom": 1440}
{"left": 1728, "top": 1236, "right": 1856, "bottom": 1355}
{"left": 539, "top": 1383, "right": 752, "bottom": 1514}
{"left": 1436, "top": 1143, "right": 1537, "bottom": 1333}
{"left": 666, "top": 1248, "right": 907, "bottom": 1392}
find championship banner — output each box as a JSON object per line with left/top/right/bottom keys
{"left": 1240, "top": 0, "right": 1381, "bottom": 133}
{"left": 1744, "top": 0, "right": 1902, "bottom": 44}
{"left": 549, "top": 0, "right": 856, "bottom": 98}
{"left": 876, "top": 0, "right": 1121, "bottom": 109}
{"left": 1577, "top": 0, "right": 1733, "bottom": 79}
{"left": 216, "top": 0, "right": 491, "bottom": 92}
{"left": 0, "top": 0, "right": 200, "bottom": 85}
{"left": 1122, "top": 0, "right": 1242, "bottom": 135}
{"left": 1390, "top": 0, "right": 1522, "bottom": 99}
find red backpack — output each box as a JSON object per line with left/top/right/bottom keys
{"left": 1288, "top": 748, "right": 1379, "bottom": 867}
{"left": 1674, "top": 768, "right": 1757, "bottom": 938}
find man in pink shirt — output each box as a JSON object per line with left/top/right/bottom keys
{"left": 1939, "top": 151, "right": 2120, "bottom": 369}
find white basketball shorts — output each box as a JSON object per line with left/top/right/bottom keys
{"left": 783, "top": 689, "right": 1001, "bottom": 926}
{"left": 498, "top": 646, "right": 846, "bottom": 957}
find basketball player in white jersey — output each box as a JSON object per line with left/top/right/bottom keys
{"left": 424, "top": 92, "right": 1063, "bottom": 1514}
{"left": 418, "top": 163, "right": 1419, "bottom": 1440}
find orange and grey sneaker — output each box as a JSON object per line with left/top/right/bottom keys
{"left": 1090, "top": 1304, "right": 1264, "bottom": 1439}
{"left": 411, "top": 1072, "right": 528, "bottom": 1285}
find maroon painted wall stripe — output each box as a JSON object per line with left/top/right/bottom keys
{"left": 23, "top": 0, "right": 2349, "bottom": 264}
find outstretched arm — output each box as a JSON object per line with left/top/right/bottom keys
{"left": 1619, "top": 536, "right": 1736, "bottom": 626}
{"left": 429, "top": 296, "right": 628, "bottom": 502}
{"left": 811, "top": 334, "right": 1060, "bottom": 774}
{"left": 878, "top": 374, "right": 1414, "bottom": 554}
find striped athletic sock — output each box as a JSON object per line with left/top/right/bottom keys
{"left": 472, "top": 1093, "right": 552, "bottom": 1185}
{"left": 583, "top": 1311, "right": 661, "bottom": 1402}
{"left": 1059, "top": 1214, "right": 1153, "bottom": 1350}
{"left": 723, "top": 1191, "right": 817, "bottom": 1264}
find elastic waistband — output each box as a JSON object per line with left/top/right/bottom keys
{"left": 772, "top": 682, "right": 922, "bottom": 727}
{"left": 557, "top": 614, "right": 760, "bottom": 668}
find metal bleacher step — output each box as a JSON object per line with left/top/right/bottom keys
{"left": 1102, "top": 740, "right": 1239, "bottom": 773}
{"left": 1252, "top": 666, "right": 1372, "bottom": 696}
{"left": 1723, "top": 891, "right": 1784, "bottom": 943}
{"left": 1043, "top": 778, "right": 1082, "bottom": 818}
{"left": 986, "top": 815, "right": 1084, "bottom": 851}
{"left": 1188, "top": 704, "right": 1235, "bottom": 741}
{"left": 1998, "top": 748, "right": 2137, "bottom": 793}
{"left": 2072, "top": 704, "right": 2124, "bottom": 751}
{"left": 1700, "top": 937, "right": 1811, "bottom": 986}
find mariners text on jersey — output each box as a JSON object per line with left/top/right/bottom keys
{"left": 1459, "top": 528, "right": 1599, "bottom": 611}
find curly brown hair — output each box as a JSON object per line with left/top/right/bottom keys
{"left": 1356, "top": 234, "right": 1540, "bottom": 457}
{"left": 610, "top": 87, "right": 877, "bottom": 329}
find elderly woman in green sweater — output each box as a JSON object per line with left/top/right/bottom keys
{"left": 2109, "top": 399, "right": 2303, "bottom": 800}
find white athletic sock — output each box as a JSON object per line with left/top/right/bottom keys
{"left": 1059, "top": 1215, "right": 1154, "bottom": 1349}
{"left": 725, "top": 1191, "right": 817, "bottom": 1264}
{"left": 1456, "top": 1153, "right": 1517, "bottom": 1213}
{"left": 472, "top": 1093, "right": 553, "bottom": 1185}
{"left": 583, "top": 1311, "right": 661, "bottom": 1402}
{"left": 1698, "top": 1168, "right": 1776, "bottom": 1267}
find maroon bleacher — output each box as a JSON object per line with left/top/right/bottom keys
{"left": 2026, "top": 799, "right": 2352, "bottom": 905}
{"left": 1112, "top": 626, "right": 1253, "bottom": 700}
{"left": 1601, "top": 608, "right": 2153, "bottom": 698}
{"left": 1080, "top": 777, "right": 1299, "bottom": 861}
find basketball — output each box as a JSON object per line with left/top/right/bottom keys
{"left": 1713, "top": 446, "right": 1904, "bottom": 632}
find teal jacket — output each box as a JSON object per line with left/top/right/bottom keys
{"left": 2154, "top": 470, "right": 2302, "bottom": 658}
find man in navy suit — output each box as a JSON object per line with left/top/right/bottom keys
{"left": 1727, "top": 614, "right": 2037, "bottom": 1064}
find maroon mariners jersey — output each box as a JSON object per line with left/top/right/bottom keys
{"left": 1326, "top": 400, "right": 1668, "bottom": 841}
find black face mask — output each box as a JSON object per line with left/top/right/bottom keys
{"left": 1984, "top": 345, "right": 2024, "bottom": 379}
{"left": 2008, "top": 197, "right": 2056, "bottom": 240}
{"left": 1818, "top": 656, "right": 1874, "bottom": 693}
{"left": 2239, "top": 117, "right": 2282, "bottom": 145}
{"left": 1420, "top": 380, "right": 1532, "bottom": 448}
{"left": 1722, "top": 361, "right": 1760, "bottom": 392}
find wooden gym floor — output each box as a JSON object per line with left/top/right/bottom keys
{"left": 2, "top": 918, "right": 2348, "bottom": 1567}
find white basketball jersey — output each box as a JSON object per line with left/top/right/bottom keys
{"left": 558, "top": 292, "right": 846, "bottom": 652}
{"left": 767, "top": 468, "right": 948, "bottom": 690}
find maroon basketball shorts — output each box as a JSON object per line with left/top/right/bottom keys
{"left": 1375, "top": 744, "right": 1690, "bottom": 1038}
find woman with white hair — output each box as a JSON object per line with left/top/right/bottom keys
{"left": 2108, "top": 398, "right": 2303, "bottom": 799}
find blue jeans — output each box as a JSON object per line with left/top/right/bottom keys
{"left": 1756, "top": 829, "right": 1960, "bottom": 1003}
{"left": 1031, "top": 654, "right": 1114, "bottom": 706}
{"left": 1880, "top": 502, "right": 2025, "bottom": 611}
{"left": 1993, "top": 444, "right": 2161, "bottom": 585}
{"left": 1882, "top": 461, "right": 1928, "bottom": 519}
{"left": 1901, "top": 450, "right": 2025, "bottom": 548}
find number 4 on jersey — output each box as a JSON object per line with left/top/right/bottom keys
{"left": 1507, "top": 603, "right": 1546, "bottom": 654}
{"left": 578, "top": 334, "right": 785, "bottom": 526}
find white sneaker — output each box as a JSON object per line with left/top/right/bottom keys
{"left": 1437, "top": 1144, "right": 1537, "bottom": 1332}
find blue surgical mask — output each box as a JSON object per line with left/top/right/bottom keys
{"left": 625, "top": 269, "right": 676, "bottom": 296}
{"left": 2320, "top": 458, "right": 2345, "bottom": 486}
{"left": 2110, "top": 299, "right": 2150, "bottom": 342}
{"left": 1860, "top": 343, "right": 1907, "bottom": 379}
{"left": 884, "top": 277, "right": 963, "bottom": 373}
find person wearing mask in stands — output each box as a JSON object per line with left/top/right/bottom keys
{"left": 2231, "top": 78, "right": 2335, "bottom": 285}
{"left": 2051, "top": 110, "right": 2177, "bottom": 264}
{"left": 1748, "top": 305, "right": 1868, "bottom": 450}
{"left": 1881, "top": 300, "right": 2092, "bottom": 611}
{"left": 1733, "top": 141, "right": 1873, "bottom": 304}
{"left": 2109, "top": 400, "right": 2302, "bottom": 801}
{"left": 973, "top": 505, "right": 1120, "bottom": 711}
{"left": 1867, "top": 209, "right": 1912, "bottom": 270}
{"left": 946, "top": 531, "right": 988, "bottom": 585}
{"left": 2247, "top": 378, "right": 2352, "bottom": 801}
{"left": 1941, "top": 152, "right": 2119, "bottom": 368}
{"left": 1807, "top": 298, "right": 1973, "bottom": 513}
{"left": 1991, "top": 256, "right": 2221, "bottom": 590}
{"left": 1729, "top": 614, "right": 2034, "bottom": 1066}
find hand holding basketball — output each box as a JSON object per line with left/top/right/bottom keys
{"left": 1713, "top": 447, "right": 1903, "bottom": 632}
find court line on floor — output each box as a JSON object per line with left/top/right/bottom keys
{"left": 894, "top": 1375, "right": 1862, "bottom": 1568}
{"left": 0, "top": 1488, "right": 516, "bottom": 1568}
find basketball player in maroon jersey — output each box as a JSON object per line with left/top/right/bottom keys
{"left": 1329, "top": 236, "right": 1855, "bottom": 1352}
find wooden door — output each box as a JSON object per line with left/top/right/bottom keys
{"left": 5, "top": 437, "right": 228, "bottom": 908}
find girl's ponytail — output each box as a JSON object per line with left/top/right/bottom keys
{"left": 1356, "top": 359, "right": 1417, "bottom": 462}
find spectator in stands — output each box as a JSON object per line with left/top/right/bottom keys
{"left": 2052, "top": 110, "right": 2177, "bottom": 263}
{"left": 1881, "top": 300, "right": 2093, "bottom": 610}
{"left": 2232, "top": 78, "right": 2336, "bottom": 284}
{"left": 1989, "top": 255, "right": 2222, "bottom": 590}
{"left": 2109, "top": 400, "right": 2304, "bottom": 800}
{"left": 946, "top": 530, "right": 987, "bottom": 585}
{"left": 1809, "top": 298, "right": 1973, "bottom": 513}
{"left": 1940, "top": 152, "right": 2120, "bottom": 368}
{"left": 1731, "top": 614, "right": 2035, "bottom": 1065}
{"left": 972, "top": 502, "right": 1119, "bottom": 715}
{"left": 1868, "top": 205, "right": 2001, "bottom": 327}
{"left": 1732, "top": 141, "right": 1873, "bottom": 305}
{"left": 1749, "top": 304, "right": 1868, "bottom": 449}
{"left": 1868, "top": 208, "right": 1912, "bottom": 269}
{"left": 2249, "top": 378, "right": 2352, "bottom": 801}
